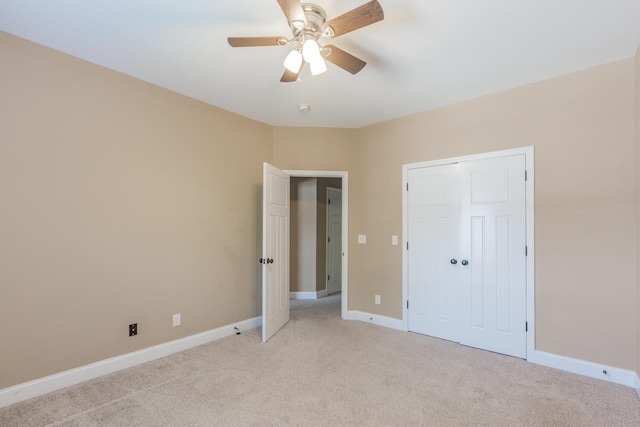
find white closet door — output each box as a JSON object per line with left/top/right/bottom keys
{"left": 458, "top": 155, "right": 526, "bottom": 358}
{"left": 407, "top": 164, "right": 460, "bottom": 341}
{"left": 406, "top": 154, "right": 527, "bottom": 359}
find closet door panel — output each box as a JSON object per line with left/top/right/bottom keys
{"left": 459, "top": 155, "right": 527, "bottom": 358}
{"left": 407, "top": 165, "right": 459, "bottom": 341}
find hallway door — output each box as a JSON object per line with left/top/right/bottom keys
{"left": 262, "top": 163, "right": 290, "bottom": 342}
{"left": 326, "top": 187, "right": 342, "bottom": 295}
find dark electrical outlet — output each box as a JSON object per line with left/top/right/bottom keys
{"left": 129, "top": 323, "right": 138, "bottom": 337}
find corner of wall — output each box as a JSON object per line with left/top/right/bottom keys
{"left": 635, "top": 43, "right": 640, "bottom": 388}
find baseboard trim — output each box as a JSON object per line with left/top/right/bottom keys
{"left": 533, "top": 350, "right": 636, "bottom": 388}
{"left": 344, "top": 310, "right": 406, "bottom": 331}
{"left": 0, "top": 316, "right": 262, "bottom": 409}
{"left": 290, "top": 290, "right": 327, "bottom": 300}
{"left": 636, "top": 373, "right": 640, "bottom": 399}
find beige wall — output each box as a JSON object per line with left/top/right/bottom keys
{"left": 636, "top": 45, "right": 640, "bottom": 380}
{"left": 290, "top": 177, "right": 317, "bottom": 292}
{"left": 2, "top": 29, "right": 639, "bottom": 390}
{"left": 352, "top": 59, "right": 637, "bottom": 370}
{"left": 0, "top": 32, "right": 273, "bottom": 388}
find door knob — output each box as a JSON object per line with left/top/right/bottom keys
{"left": 267, "top": 258, "right": 274, "bottom": 264}
{"left": 461, "top": 260, "right": 469, "bottom": 266}
{"left": 450, "top": 259, "right": 458, "bottom": 265}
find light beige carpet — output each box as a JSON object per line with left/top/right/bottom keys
{"left": 2, "top": 295, "right": 639, "bottom": 426}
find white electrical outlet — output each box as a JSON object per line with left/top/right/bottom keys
{"left": 375, "top": 295, "right": 381, "bottom": 305}
{"left": 173, "top": 313, "right": 181, "bottom": 327}
{"left": 392, "top": 235, "right": 398, "bottom": 245}
{"left": 358, "top": 235, "right": 367, "bottom": 244}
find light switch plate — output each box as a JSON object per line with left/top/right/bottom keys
{"left": 358, "top": 235, "right": 366, "bottom": 244}
{"left": 392, "top": 235, "right": 398, "bottom": 245}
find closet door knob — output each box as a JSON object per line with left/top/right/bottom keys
{"left": 450, "top": 259, "right": 458, "bottom": 265}
{"left": 461, "top": 260, "right": 469, "bottom": 266}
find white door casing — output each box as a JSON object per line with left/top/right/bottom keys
{"left": 326, "top": 187, "right": 342, "bottom": 295}
{"left": 262, "top": 163, "right": 290, "bottom": 342}
{"left": 404, "top": 148, "right": 533, "bottom": 360}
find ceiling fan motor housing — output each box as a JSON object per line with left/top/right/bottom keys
{"left": 298, "top": 4, "right": 328, "bottom": 37}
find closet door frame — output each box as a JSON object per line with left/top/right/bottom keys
{"left": 402, "top": 146, "right": 535, "bottom": 362}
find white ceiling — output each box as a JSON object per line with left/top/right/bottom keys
{"left": 1, "top": 1, "right": 640, "bottom": 128}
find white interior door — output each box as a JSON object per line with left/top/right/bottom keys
{"left": 326, "top": 187, "right": 342, "bottom": 295}
{"left": 458, "top": 155, "right": 526, "bottom": 358}
{"left": 406, "top": 154, "right": 527, "bottom": 358}
{"left": 262, "top": 162, "right": 290, "bottom": 342}
{"left": 407, "top": 164, "right": 460, "bottom": 341}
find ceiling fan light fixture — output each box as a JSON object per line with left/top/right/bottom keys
{"left": 310, "top": 57, "right": 327, "bottom": 76}
{"left": 302, "top": 38, "right": 322, "bottom": 63}
{"left": 283, "top": 49, "right": 303, "bottom": 73}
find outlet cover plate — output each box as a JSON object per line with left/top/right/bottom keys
{"left": 173, "top": 314, "right": 181, "bottom": 327}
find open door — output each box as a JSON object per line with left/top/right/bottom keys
{"left": 326, "top": 187, "right": 342, "bottom": 295}
{"left": 261, "top": 162, "right": 290, "bottom": 342}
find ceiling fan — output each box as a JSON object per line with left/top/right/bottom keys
{"left": 227, "top": 0, "right": 384, "bottom": 82}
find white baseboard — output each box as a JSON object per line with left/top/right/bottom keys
{"left": 344, "top": 310, "right": 406, "bottom": 332}
{"left": 0, "top": 316, "right": 262, "bottom": 409}
{"left": 290, "top": 290, "right": 327, "bottom": 299}
{"left": 533, "top": 350, "right": 636, "bottom": 388}
{"left": 636, "top": 373, "right": 640, "bottom": 399}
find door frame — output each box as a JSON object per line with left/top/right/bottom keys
{"left": 326, "top": 186, "right": 343, "bottom": 295}
{"left": 401, "top": 146, "right": 535, "bottom": 361}
{"left": 285, "top": 170, "right": 349, "bottom": 320}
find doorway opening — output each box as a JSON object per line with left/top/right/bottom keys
{"left": 286, "top": 170, "right": 348, "bottom": 320}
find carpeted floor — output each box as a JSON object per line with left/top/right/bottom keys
{"left": 2, "top": 295, "right": 639, "bottom": 426}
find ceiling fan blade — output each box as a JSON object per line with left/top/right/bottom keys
{"left": 280, "top": 64, "right": 302, "bottom": 82}
{"left": 324, "top": 45, "right": 366, "bottom": 74}
{"left": 277, "top": 0, "right": 308, "bottom": 27}
{"left": 324, "top": 0, "right": 384, "bottom": 38}
{"left": 228, "top": 37, "right": 286, "bottom": 47}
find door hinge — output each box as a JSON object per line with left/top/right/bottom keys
{"left": 407, "top": 300, "right": 409, "bottom": 309}
{"left": 525, "top": 246, "right": 528, "bottom": 256}
{"left": 406, "top": 242, "right": 409, "bottom": 250}
{"left": 328, "top": 275, "right": 330, "bottom": 280}
{"left": 406, "top": 183, "right": 409, "bottom": 191}
{"left": 328, "top": 236, "right": 331, "bottom": 243}
{"left": 328, "top": 199, "right": 331, "bottom": 205}
{"left": 525, "top": 321, "right": 528, "bottom": 332}
{"left": 525, "top": 170, "right": 528, "bottom": 181}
